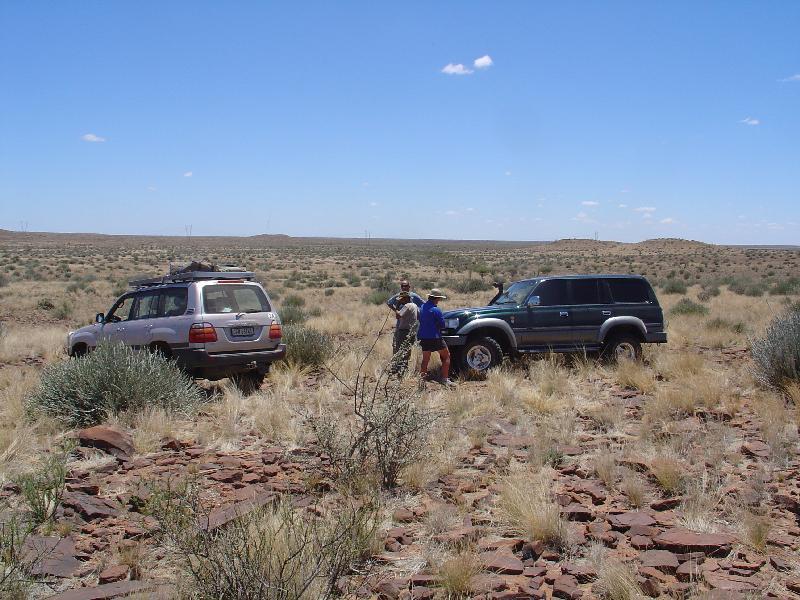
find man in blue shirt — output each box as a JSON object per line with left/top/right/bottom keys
{"left": 387, "top": 280, "right": 424, "bottom": 311}
{"left": 417, "top": 289, "right": 455, "bottom": 386}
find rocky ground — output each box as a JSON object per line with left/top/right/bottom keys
{"left": 8, "top": 342, "right": 800, "bottom": 600}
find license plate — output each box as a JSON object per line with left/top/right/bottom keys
{"left": 230, "top": 326, "right": 255, "bottom": 337}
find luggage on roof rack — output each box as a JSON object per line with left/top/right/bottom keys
{"left": 129, "top": 270, "right": 255, "bottom": 288}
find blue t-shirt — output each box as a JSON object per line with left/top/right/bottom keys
{"left": 417, "top": 300, "right": 444, "bottom": 340}
{"left": 387, "top": 291, "right": 424, "bottom": 310}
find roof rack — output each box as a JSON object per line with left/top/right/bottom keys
{"left": 129, "top": 271, "right": 255, "bottom": 288}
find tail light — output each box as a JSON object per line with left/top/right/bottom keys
{"left": 268, "top": 323, "right": 282, "bottom": 339}
{"left": 189, "top": 322, "right": 217, "bottom": 343}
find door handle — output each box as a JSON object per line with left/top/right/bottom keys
{"left": 559, "top": 311, "right": 569, "bottom": 318}
{"left": 601, "top": 310, "right": 612, "bottom": 316}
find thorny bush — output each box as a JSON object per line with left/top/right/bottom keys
{"left": 147, "top": 478, "right": 378, "bottom": 600}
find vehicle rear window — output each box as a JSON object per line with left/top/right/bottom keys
{"left": 202, "top": 284, "right": 271, "bottom": 314}
{"left": 608, "top": 279, "right": 651, "bottom": 303}
{"left": 160, "top": 288, "right": 188, "bottom": 317}
{"left": 569, "top": 279, "right": 601, "bottom": 305}
{"left": 535, "top": 279, "right": 569, "bottom": 306}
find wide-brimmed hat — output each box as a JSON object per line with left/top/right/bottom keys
{"left": 428, "top": 288, "right": 447, "bottom": 299}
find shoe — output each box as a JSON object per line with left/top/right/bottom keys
{"left": 441, "top": 378, "right": 456, "bottom": 387}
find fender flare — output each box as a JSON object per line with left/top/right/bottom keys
{"left": 457, "top": 318, "right": 518, "bottom": 350}
{"left": 599, "top": 316, "right": 647, "bottom": 343}
{"left": 69, "top": 332, "right": 97, "bottom": 354}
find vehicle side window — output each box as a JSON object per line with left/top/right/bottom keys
{"left": 608, "top": 279, "right": 651, "bottom": 303}
{"left": 132, "top": 291, "right": 161, "bottom": 320}
{"left": 535, "top": 280, "right": 569, "bottom": 306}
{"left": 107, "top": 296, "right": 135, "bottom": 322}
{"left": 569, "top": 279, "right": 600, "bottom": 305}
{"left": 160, "top": 288, "right": 188, "bottom": 317}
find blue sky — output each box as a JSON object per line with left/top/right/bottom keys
{"left": 1, "top": 2, "right": 798, "bottom": 243}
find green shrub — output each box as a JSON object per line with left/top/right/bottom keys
{"left": 729, "top": 279, "right": 766, "bottom": 297}
{"left": 751, "top": 310, "right": 800, "bottom": 390}
{"left": 283, "top": 294, "right": 306, "bottom": 308}
{"left": 28, "top": 343, "right": 202, "bottom": 427}
{"left": 53, "top": 300, "right": 73, "bottom": 320}
{"left": 280, "top": 305, "right": 307, "bottom": 325}
{"left": 448, "top": 278, "right": 492, "bottom": 294}
{"left": 363, "top": 290, "right": 388, "bottom": 306}
{"left": 670, "top": 298, "right": 709, "bottom": 316}
{"left": 0, "top": 273, "right": 9, "bottom": 287}
{"left": 367, "top": 273, "right": 395, "bottom": 294}
{"left": 706, "top": 317, "right": 745, "bottom": 334}
{"left": 770, "top": 278, "right": 800, "bottom": 296}
{"left": 324, "top": 288, "right": 334, "bottom": 297}
{"left": 36, "top": 298, "right": 55, "bottom": 311}
{"left": 283, "top": 325, "right": 333, "bottom": 367}
{"left": 14, "top": 446, "right": 70, "bottom": 525}
{"left": 661, "top": 279, "right": 687, "bottom": 295}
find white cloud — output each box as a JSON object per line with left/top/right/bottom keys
{"left": 573, "top": 211, "right": 594, "bottom": 223}
{"left": 147, "top": 186, "right": 157, "bottom": 192}
{"left": 620, "top": 188, "right": 631, "bottom": 193}
{"left": 634, "top": 206, "right": 656, "bottom": 213}
{"left": 473, "top": 55, "right": 493, "bottom": 69}
{"left": 505, "top": 170, "right": 512, "bottom": 176}
{"left": 780, "top": 74, "right": 800, "bottom": 82}
{"left": 81, "top": 133, "right": 106, "bottom": 143}
{"left": 444, "top": 209, "right": 459, "bottom": 216}
{"left": 466, "top": 207, "right": 475, "bottom": 212}
{"left": 183, "top": 171, "right": 193, "bottom": 177}
{"left": 369, "top": 201, "right": 378, "bottom": 207}
{"left": 581, "top": 201, "right": 599, "bottom": 206}
{"left": 441, "top": 63, "right": 473, "bottom": 75}
{"left": 618, "top": 203, "right": 628, "bottom": 208}
{"left": 740, "top": 117, "right": 760, "bottom": 126}
{"left": 361, "top": 182, "right": 370, "bottom": 187}
{"left": 660, "top": 217, "right": 676, "bottom": 224}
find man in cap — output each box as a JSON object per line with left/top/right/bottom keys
{"left": 390, "top": 290, "right": 418, "bottom": 375}
{"left": 387, "top": 280, "right": 424, "bottom": 311}
{"left": 417, "top": 289, "right": 455, "bottom": 386}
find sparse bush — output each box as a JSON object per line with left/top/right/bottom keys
{"left": 14, "top": 446, "right": 70, "bottom": 525}
{"left": 307, "top": 339, "right": 438, "bottom": 489}
{"left": 283, "top": 294, "right": 306, "bottom": 308}
{"left": 706, "top": 317, "right": 745, "bottom": 334}
{"left": 53, "top": 300, "right": 73, "bottom": 320}
{"left": 28, "top": 343, "right": 202, "bottom": 427}
{"left": 362, "top": 290, "right": 388, "bottom": 305}
{"left": 447, "top": 278, "right": 492, "bottom": 294}
{"left": 280, "top": 306, "right": 307, "bottom": 325}
{"left": 36, "top": 298, "right": 55, "bottom": 311}
{"left": 729, "top": 278, "right": 765, "bottom": 297}
{"left": 0, "top": 273, "right": 9, "bottom": 287}
{"left": 661, "top": 279, "right": 687, "bottom": 295}
{"left": 751, "top": 310, "right": 800, "bottom": 390}
{"left": 770, "top": 278, "right": 800, "bottom": 296}
{"left": 282, "top": 325, "right": 333, "bottom": 367}
{"left": 670, "top": 298, "right": 709, "bottom": 316}
{"left": 324, "top": 288, "right": 334, "bottom": 297}
{"left": 148, "top": 479, "right": 378, "bottom": 600}
{"left": 0, "top": 514, "right": 34, "bottom": 598}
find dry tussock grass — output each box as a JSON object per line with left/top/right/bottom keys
{"left": 588, "top": 544, "right": 643, "bottom": 600}
{"left": 498, "top": 465, "right": 571, "bottom": 549}
{"left": 615, "top": 360, "right": 656, "bottom": 395}
{"left": 437, "top": 550, "right": 481, "bottom": 597}
{"left": 0, "top": 325, "right": 66, "bottom": 363}
{"left": 648, "top": 451, "right": 685, "bottom": 495}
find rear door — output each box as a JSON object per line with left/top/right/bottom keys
{"left": 606, "top": 278, "right": 662, "bottom": 327}
{"left": 200, "top": 283, "right": 279, "bottom": 353}
{"left": 568, "top": 278, "right": 611, "bottom": 344}
{"left": 524, "top": 279, "right": 573, "bottom": 346}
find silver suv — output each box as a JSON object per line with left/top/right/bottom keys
{"left": 66, "top": 269, "right": 286, "bottom": 393}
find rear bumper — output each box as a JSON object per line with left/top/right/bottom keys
{"left": 174, "top": 344, "right": 286, "bottom": 378}
{"left": 645, "top": 332, "right": 668, "bottom": 343}
{"left": 442, "top": 335, "right": 467, "bottom": 346}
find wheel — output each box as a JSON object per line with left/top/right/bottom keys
{"left": 71, "top": 344, "right": 88, "bottom": 358}
{"left": 230, "top": 371, "right": 266, "bottom": 395}
{"left": 457, "top": 336, "right": 503, "bottom": 374}
{"left": 602, "top": 333, "right": 642, "bottom": 363}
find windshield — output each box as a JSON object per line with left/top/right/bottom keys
{"left": 492, "top": 280, "right": 538, "bottom": 305}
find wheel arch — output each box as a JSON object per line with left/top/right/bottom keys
{"left": 148, "top": 341, "right": 173, "bottom": 358}
{"left": 599, "top": 317, "right": 647, "bottom": 344}
{"left": 462, "top": 325, "right": 515, "bottom": 354}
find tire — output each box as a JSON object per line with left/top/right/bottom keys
{"left": 230, "top": 371, "right": 266, "bottom": 395}
{"left": 457, "top": 336, "right": 503, "bottom": 374}
{"left": 602, "top": 333, "right": 642, "bottom": 363}
{"left": 71, "top": 344, "right": 88, "bottom": 358}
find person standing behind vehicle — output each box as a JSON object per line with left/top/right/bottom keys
{"left": 417, "top": 289, "right": 455, "bottom": 386}
{"left": 390, "top": 291, "right": 418, "bottom": 375}
{"left": 387, "top": 280, "right": 423, "bottom": 311}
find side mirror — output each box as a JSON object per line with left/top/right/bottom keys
{"left": 527, "top": 296, "right": 541, "bottom": 307}
{"left": 95, "top": 313, "right": 105, "bottom": 323}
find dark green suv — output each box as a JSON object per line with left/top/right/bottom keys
{"left": 441, "top": 274, "right": 667, "bottom": 373}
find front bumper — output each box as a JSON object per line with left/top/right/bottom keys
{"left": 174, "top": 344, "right": 287, "bottom": 374}
{"left": 645, "top": 332, "right": 668, "bottom": 343}
{"left": 442, "top": 335, "right": 467, "bottom": 346}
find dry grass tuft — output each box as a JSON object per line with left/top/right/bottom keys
{"left": 619, "top": 473, "right": 648, "bottom": 508}
{"left": 589, "top": 544, "right": 643, "bottom": 600}
{"left": 438, "top": 551, "right": 481, "bottom": 598}
{"left": 593, "top": 451, "right": 618, "bottom": 487}
{"left": 649, "top": 453, "right": 685, "bottom": 495}
{"left": 742, "top": 513, "right": 772, "bottom": 551}
{"left": 498, "top": 466, "right": 571, "bottom": 549}
{"left": 615, "top": 360, "right": 656, "bottom": 395}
